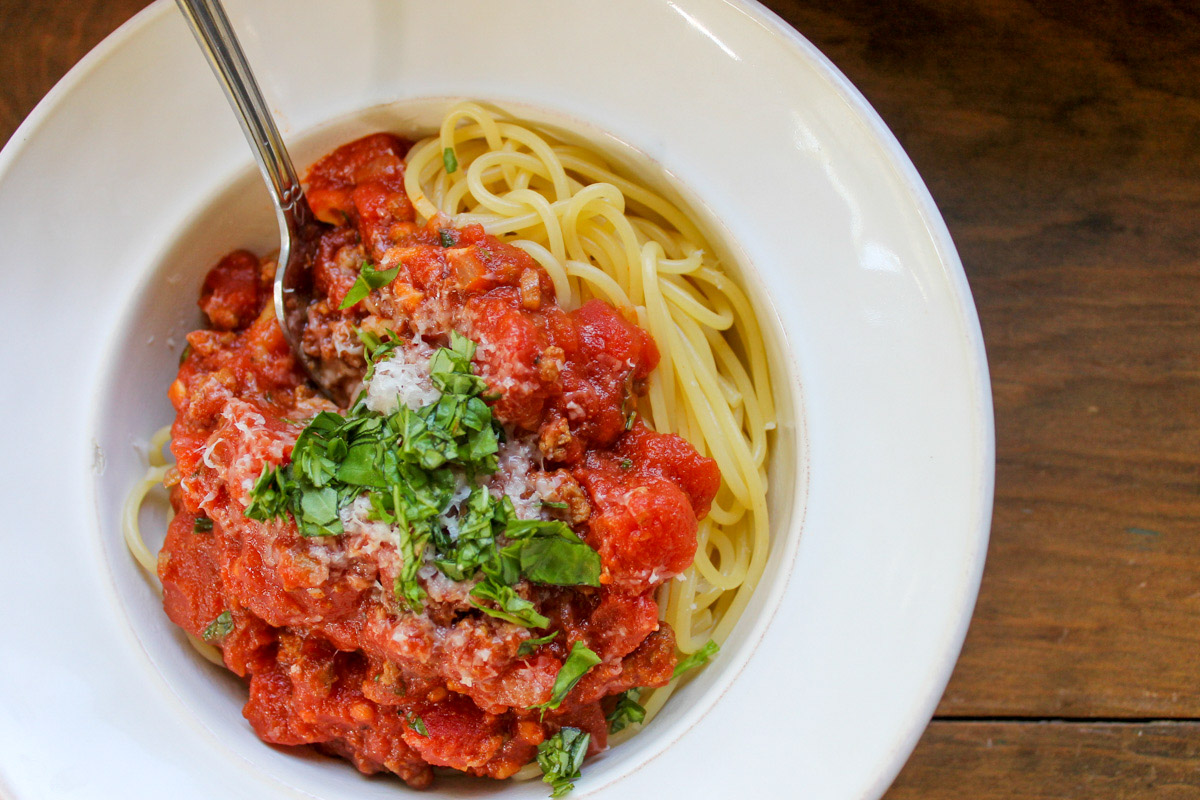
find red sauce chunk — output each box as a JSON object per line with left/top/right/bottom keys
{"left": 158, "top": 133, "right": 720, "bottom": 788}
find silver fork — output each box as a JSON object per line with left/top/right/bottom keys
{"left": 175, "top": 0, "right": 340, "bottom": 400}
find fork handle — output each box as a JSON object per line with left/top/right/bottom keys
{"left": 174, "top": 0, "right": 308, "bottom": 220}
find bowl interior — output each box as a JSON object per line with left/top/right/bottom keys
{"left": 90, "top": 98, "right": 803, "bottom": 798}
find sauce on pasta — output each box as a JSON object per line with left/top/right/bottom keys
{"left": 128, "top": 103, "right": 773, "bottom": 795}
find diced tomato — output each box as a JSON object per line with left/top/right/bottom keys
{"left": 199, "top": 250, "right": 262, "bottom": 331}
{"left": 618, "top": 421, "right": 721, "bottom": 518}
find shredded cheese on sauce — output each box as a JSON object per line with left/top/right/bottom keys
{"left": 363, "top": 339, "right": 439, "bottom": 414}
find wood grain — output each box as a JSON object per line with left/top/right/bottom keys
{"left": 888, "top": 721, "right": 1200, "bottom": 799}
{"left": 4, "top": 0, "right": 1200, "bottom": 797}
{"left": 0, "top": 0, "right": 149, "bottom": 143}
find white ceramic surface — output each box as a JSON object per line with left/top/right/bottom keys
{"left": 0, "top": 1, "right": 993, "bottom": 799}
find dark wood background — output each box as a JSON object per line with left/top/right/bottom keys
{"left": 5, "top": 0, "right": 1198, "bottom": 795}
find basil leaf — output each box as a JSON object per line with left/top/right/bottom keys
{"left": 506, "top": 518, "right": 576, "bottom": 540}
{"left": 517, "top": 630, "right": 559, "bottom": 657}
{"left": 336, "top": 441, "right": 386, "bottom": 487}
{"left": 298, "top": 486, "right": 342, "bottom": 536}
{"left": 471, "top": 579, "right": 550, "bottom": 628}
{"left": 339, "top": 261, "right": 400, "bottom": 309}
{"left": 245, "top": 465, "right": 292, "bottom": 520}
{"left": 202, "top": 610, "right": 233, "bottom": 642}
{"left": 391, "top": 494, "right": 430, "bottom": 612}
{"left": 405, "top": 711, "right": 429, "bottom": 737}
{"left": 672, "top": 639, "right": 719, "bottom": 680}
{"left": 192, "top": 515, "right": 214, "bottom": 533}
{"left": 537, "top": 726, "right": 589, "bottom": 798}
{"left": 339, "top": 275, "right": 372, "bottom": 310}
{"left": 481, "top": 541, "right": 523, "bottom": 586}
{"left": 356, "top": 328, "right": 401, "bottom": 385}
{"left": 540, "top": 500, "right": 569, "bottom": 510}
{"left": 531, "top": 641, "right": 601, "bottom": 713}
{"left": 438, "top": 228, "right": 455, "bottom": 248}
{"left": 449, "top": 330, "right": 476, "bottom": 360}
{"left": 519, "top": 536, "right": 601, "bottom": 587}
{"left": 435, "top": 486, "right": 503, "bottom": 581}
{"left": 606, "top": 688, "right": 645, "bottom": 733}
{"left": 443, "top": 147, "right": 459, "bottom": 174}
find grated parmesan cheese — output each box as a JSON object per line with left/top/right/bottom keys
{"left": 489, "top": 437, "right": 554, "bottom": 520}
{"left": 341, "top": 494, "right": 400, "bottom": 558}
{"left": 363, "top": 338, "right": 439, "bottom": 414}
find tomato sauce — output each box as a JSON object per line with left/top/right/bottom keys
{"left": 159, "top": 133, "right": 719, "bottom": 787}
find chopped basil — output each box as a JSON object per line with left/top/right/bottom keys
{"left": 540, "top": 500, "right": 569, "bottom": 510}
{"left": 338, "top": 260, "right": 400, "bottom": 310}
{"left": 405, "top": 711, "right": 429, "bottom": 737}
{"left": 531, "top": 641, "right": 601, "bottom": 714}
{"left": 471, "top": 579, "right": 550, "bottom": 628}
{"left": 438, "top": 228, "right": 455, "bottom": 248}
{"left": 537, "top": 726, "right": 589, "bottom": 798}
{"left": 179, "top": 342, "right": 193, "bottom": 365}
{"left": 518, "top": 535, "right": 601, "bottom": 587}
{"left": 672, "top": 639, "right": 719, "bottom": 680}
{"left": 243, "top": 330, "right": 602, "bottom": 618}
{"left": 245, "top": 464, "right": 293, "bottom": 521}
{"left": 434, "top": 485, "right": 505, "bottom": 580}
{"left": 192, "top": 515, "right": 214, "bottom": 533}
{"left": 202, "top": 610, "right": 233, "bottom": 642}
{"left": 619, "top": 458, "right": 633, "bottom": 470}
{"left": 505, "top": 517, "right": 575, "bottom": 539}
{"left": 517, "top": 630, "right": 559, "bottom": 657}
{"left": 606, "top": 688, "right": 645, "bottom": 733}
{"left": 625, "top": 410, "right": 636, "bottom": 430}
{"left": 443, "top": 147, "right": 459, "bottom": 174}
{"left": 357, "top": 328, "right": 401, "bottom": 383}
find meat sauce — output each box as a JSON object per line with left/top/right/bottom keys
{"left": 160, "top": 134, "right": 719, "bottom": 787}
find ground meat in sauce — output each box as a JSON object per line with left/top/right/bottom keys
{"left": 159, "top": 133, "right": 720, "bottom": 787}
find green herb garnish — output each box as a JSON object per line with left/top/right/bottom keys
{"left": 517, "top": 534, "right": 601, "bottom": 587}
{"left": 672, "top": 639, "right": 719, "bottom": 679}
{"left": 471, "top": 579, "right": 550, "bottom": 628}
{"left": 518, "top": 631, "right": 559, "bottom": 657}
{"left": 192, "top": 515, "right": 214, "bottom": 533}
{"left": 606, "top": 688, "right": 645, "bottom": 733}
{"left": 531, "top": 641, "right": 601, "bottom": 714}
{"left": 443, "top": 147, "right": 459, "bottom": 174}
{"left": 339, "top": 260, "right": 400, "bottom": 310}
{"left": 405, "top": 711, "right": 429, "bottom": 737}
{"left": 202, "top": 610, "right": 233, "bottom": 642}
{"left": 438, "top": 228, "right": 455, "bottom": 248}
{"left": 243, "top": 332, "right": 602, "bottom": 615}
{"left": 537, "top": 726, "right": 589, "bottom": 797}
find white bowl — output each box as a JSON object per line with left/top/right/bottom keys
{"left": 0, "top": 1, "right": 992, "bottom": 798}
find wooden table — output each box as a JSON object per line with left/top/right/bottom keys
{"left": 5, "top": 1, "right": 1197, "bottom": 795}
